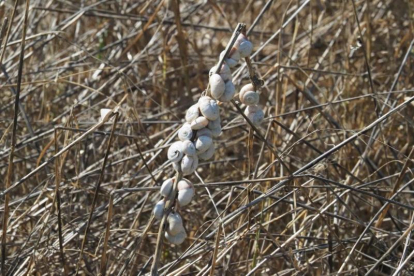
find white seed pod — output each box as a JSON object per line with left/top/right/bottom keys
{"left": 191, "top": 116, "right": 209, "bottom": 130}
{"left": 177, "top": 178, "right": 193, "bottom": 190}
{"left": 181, "top": 155, "right": 199, "bottom": 175}
{"left": 208, "top": 117, "right": 221, "bottom": 130}
{"left": 177, "top": 179, "right": 195, "bottom": 206}
{"left": 182, "top": 140, "right": 196, "bottom": 156}
{"left": 167, "top": 141, "right": 184, "bottom": 162}
{"left": 198, "top": 96, "right": 220, "bottom": 121}
{"left": 178, "top": 123, "right": 193, "bottom": 141}
{"left": 219, "top": 80, "right": 236, "bottom": 102}
{"left": 240, "top": 91, "right": 260, "bottom": 106}
{"left": 239, "top": 40, "right": 253, "bottom": 58}
{"left": 185, "top": 103, "right": 200, "bottom": 123}
{"left": 160, "top": 178, "right": 174, "bottom": 197}
{"left": 167, "top": 212, "right": 184, "bottom": 236}
{"left": 198, "top": 143, "right": 215, "bottom": 161}
{"left": 209, "top": 125, "right": 222, "bottom": 138}
{"left": 195, "top": 135, "right": 213, "bottom": 154}
{"left": 153, "top": 200, "right": 165, "bottom": 220}
{"left": 165, "top": 230, "right": 187, "bottom": 245}
{"left": 244, "top": 105, "right": 264, "bottom": 126}
{"left": 195, "top": 128, "right": 213, "bottom": 138}
{"left": 178, "top": 188, "right": 195, "bottom": 206}
{"left": 210, "top": 64, "right": 232, "bottom": 81}
{"left": 209, "top": 74, "right": 225, "bottom": 100}
{"left": 219, "top": 48, "right": 240, "bottom": 68}
{"left": 234, "top": 33, "right": 248, "bottom": 48}
{"left": 239, "top": 83, "right": 255, "bottom": 98}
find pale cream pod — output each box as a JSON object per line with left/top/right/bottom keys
{"left": 210, "top": 63, "right": 232, "bottom": 81}
{"left": 219, "top": 80, "right": 236, "bottom": 102}
{"left": 177, "top": 178, "right": 195, "bottom": 206}
{"left": 195, "top": 128, "right": 213, "bottom": 138}
{"left": 240, "top": 90, "right": 259, "bottom": 106}
{"left": 239, "top": 40, "right": 253, "bottom": 58}
{"left": 198, "top": 96, "right": 220, "bottom": 121}
{"left": 160, "top": 178, "right": 174, "bottom": 197}
{"left": 219, "top": 49, "right": 240, "bottom": 68}
{"left": 178, "top": 123, "right": 193, "bottom": 141}
{"left": 185, "top": 103, "right": 200, "bottom": 123}
{"left": 181, "top": 154, "right": 199, "bottom": 175}
{"left": 165, "top": 230, "right": 187, "bottom": 245}
{"left": 209, "top": 74, "right": 225, "bottom": 100}
{"left": 244, "top": 105, "right": 264, "bottom": 126}
{"left": 153, "top": 200, "right": 165, "bottom": 220}
{"left": 190, "top": 116, "right": 209, "bottom": 130}
{"left": 167, "top": 141, "right": 184, "bottom": 162}
{"left": 167, "top": 212, "right": 185, "bottom": 236}
{"left": 182, "top": 140, "right": 196, "bottom": 156}
{"left": 195, "top": 135, "right": 213, "bottom": 153}
{"left": 198, "top": 143, "right": 215, "bottom": 161}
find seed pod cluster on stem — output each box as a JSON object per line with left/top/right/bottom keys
{"left": 153, "top": 24, "right": 251, "bottom": 247}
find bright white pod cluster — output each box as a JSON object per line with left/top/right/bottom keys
{"left": 165, "top": 212, "right": 187, "bottom": 244}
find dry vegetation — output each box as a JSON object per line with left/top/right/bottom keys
{"left": 1, "top": 0, "right": 414, "bottom": 275}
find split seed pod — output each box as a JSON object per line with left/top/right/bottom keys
{"left": 220, "top": 48, "right": 240, "bottom": 68}
{"left": 160, "top": 178, "right": 174, "bottom": 197}
{"left": 165, "top": 230, "right": 187, "bottom": 245}
{"left": 185, "top": 103, "right": 200, "bottom": 123}
{"left": 210, "top": 64, "right": 232, "bottom": 81}
{"left": 196, "top": 128, "right": 213, "bottom": 138}
{"left": 167, "top": 141, "right": 184, "bottom": 162}
{"left": 191, "top": 116, "right": 209, "bottom": 130}
{"left": 195, "top": 135, "right": 213, "bottom": 153}
{"left": 244, "top": 105, "right": 264, "bottom": 126}
{"left": 181, "top": 155, "right": 199, "bottom": 175}
{"left": 178, "top": 123, "right": 193, "bottom": 141}
{"left": 177, "top": 179, "right": 195, "bottom": 206}
{"left": 167, "top": 212, "right": 184, "bottom": 236}
{"left": 209, "top": 74, "right": 225, "bottom": 100}
{"left": 182, "top": 140, "right": 196, "bottom": 156}
{"left": 198, "top": 96, "right": 220, "bottom": 121}
{"left": 153, "top": 200, "right": 165, "bottom": 220}
{"left": 240, "top": 91, "right": 259, "bottom": 106}
{"left": 198, "top": 143, "right": 215, "bottom": 160}
{"left": 219, "top": 80, "right": 236, "bottom": 102}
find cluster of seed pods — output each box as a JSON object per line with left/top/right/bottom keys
{"left": 152, "top": 32, "right": 255, "bottom": 245}
{"left": 153, "top": 178, "right": 195, "bottom": 244}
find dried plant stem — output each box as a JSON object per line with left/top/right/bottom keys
{"left": 76, "top": 112, "right": 119, "bottom": 274}
{"left": 1, "top": 0, "right": 30, "bottom": 273}
{"left": 151, "top": 171, "right": 183, "bottom": 275}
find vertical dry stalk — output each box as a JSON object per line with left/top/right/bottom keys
{"left": 76, "top": 112, "right": 120, "bottom": 274}
{"left": 1, "top": 0, "right": 30, "bottom": 273}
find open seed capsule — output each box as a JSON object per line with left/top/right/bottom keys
{"left": 181, "top": 155, "right": 199, "bottom": 175}
{"left": 167, "top": 141, "right": 184, "bottom": 162}
{"left": 198, "top": 96, "right": 220, "bottom": 121}
{"left": 185, "top": 103, "right": 200, "bottom": 123}
{"left": 178, "top": 123, "right": 193, "bottom": 141}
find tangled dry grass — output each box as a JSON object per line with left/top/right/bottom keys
{"left": 1, "top": 0, "right": 414, "bottom": 275}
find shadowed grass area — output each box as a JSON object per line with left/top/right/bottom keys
{"left": 1, "top": 0, "right": 414, "bottom": 275}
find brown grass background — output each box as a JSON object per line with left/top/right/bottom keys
{"left": 1, "top": 0, "right": 414, "bottom": 275}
